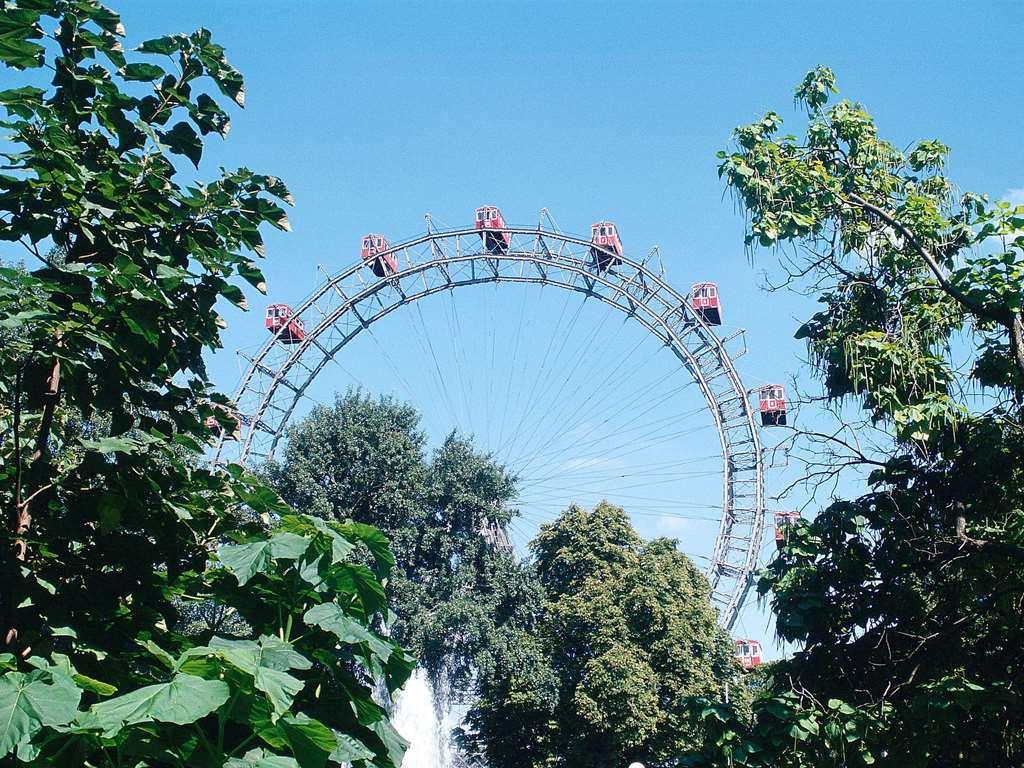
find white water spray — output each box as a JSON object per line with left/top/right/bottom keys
{"left": 392, "top": 669, "right": 454, "bottom": 768}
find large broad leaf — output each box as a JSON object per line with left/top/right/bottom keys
{"left": 121, "top": 62, "right": 165, "bottom": 81}
{"left": 42, "top": 653, "right": 116, "bottom": 697}
{"left": 219, "top": 532, "right": 311, "bottom": 585}
{"left": 330, "top": 563, "right": 388, "bottom": 617}
{"left": 235, "top": 483, "right": 290, "bottom": 515}
{"left": 369, "top": 718, "right": 409, "bottom": 768}
{"left": 80, "top": 434, "right": 157, "bottom": 455}
{"left": 278, "top": 714, "right": 336, "bottom": 768}
{"left": 309, "top": 517, "right": 355, "bottom": 563}
{"left": 247, "top": 667, "right": 302, "bottom": 720}
{"left": 336, "top": 521, "right": 395, "bottom": 573}
{"left": 0, "top": 36, "right": 44, "bottom": 71}
{"left": 383, "top": 647, "right": 417, "bottom": 695}
{"left": 238, "top": 260, "right": 267, "bottom": 293}
{"left": 225, "top": 748, "right": 299, "bottom": 768}
{"left": 137, "top": 35, "right": 183, "bottom": 55}
{"left": 159, "top": 121, "right": 203, "bottom": 167}
{"left": 330, "top": 731, "right": 375, "bottom": 763}
{"left": 210, "top": 635, "right": 312, "bottom": 673}
{"left": 83, "top": 673, "right": 229, "bottom": 737}
{"left": 206, "top": 636, "right": 310, "bottom": 717}
{"left": 297, "top": 554, "right": 330, "bottom": 592}
{"left": 302, "top": 604, "right": 393, "bottom": 663}
{"left": 0, "top": 670, "right": 82, "bottom": 758}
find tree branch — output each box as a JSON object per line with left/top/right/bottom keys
{"left": 845, "top": 193, "right": 1024, "bottom": 379}
{"left": 955, "top": 515, "right": 1024, "bottom": 562}
{"left": 12, "top": 366, "right": 23, "bottom": 519}
{"left": 845, "top": 195, "right": 1003, "bottom": 323}
{"left": 4, "top": 368, "right": 24, "bottom": 650}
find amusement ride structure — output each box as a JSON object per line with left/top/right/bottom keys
{"left": 213, "top": 207, "right": 789, "bottom": 632}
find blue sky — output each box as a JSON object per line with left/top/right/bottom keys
{"left": 106, "top": 1, "right": 1022, "bottom": 643}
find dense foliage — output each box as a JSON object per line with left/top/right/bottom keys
{"left": 264, "top": 391, "right": 542, "bottom": 696}
{"left": 685, "top": 68, "right": 1024, "bottom": 767}
{"left": 461, "top": 502, "right": 739, "bottom": 768}
{"left": 0, "top": 3, "right": 410, "bottom": 765}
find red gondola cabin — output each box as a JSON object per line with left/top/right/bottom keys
{"left": 590, "top": 221, "right": 622, "bottom": 271}
{"left": 774, "top": 511, "right": 801, "bottom": 542}
{"left": 361, "top": 233, "right": 397, "bottom": 278}
{"left": 265, "top": 304, "right": 305, "bottom": 344}
{"left": 735, "top": 639, "right": 763, "bottom": 670}
{"left": 758, "top": 384, "right": 787, "bottom": 427}
{"left": 475, "top": 206, "right": 511, "bottom": 254}
{"left": 690, "top": 282, "right": 722, "bottom": 325}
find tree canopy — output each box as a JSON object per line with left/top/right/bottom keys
{"left": 462, "top": 501, "right": 738, "bottom": 768}
{"left": 685, "top": 67, "right": 1024, "bottom": 767}
{"left": 0, "top": 3, "right": 410, "bottom": 765}
{"left": 264, "top": 390, "right": 539, "bottom": 696}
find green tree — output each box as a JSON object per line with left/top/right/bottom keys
{"left": 264, "top": 390, "right": 536, "bottom": 695}
{"left": 685, "top": 68, "right": 1024, "bottom": 767}
{"left": 462, "top": 501, "right": 738, "bottom": 768}
{"left": 264, "top": 392, "right": 431, "bottom": 568}
{"left": 0, "top": 2, "right": 410, "bottom": 764}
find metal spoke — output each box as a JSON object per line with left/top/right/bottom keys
{"left": 214, "top": 224, "right": 767, "bottom": 630}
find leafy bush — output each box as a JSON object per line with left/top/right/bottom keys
{"left": 0, "top": 2, "right": 411, "bottom": 764}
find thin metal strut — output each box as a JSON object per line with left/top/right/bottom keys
{"left": 215, "top": 224, "right": 767, "bottom": 630}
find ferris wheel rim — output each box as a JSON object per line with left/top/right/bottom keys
{"left": 216, "top": 224, "right": 766, "bottom": 629}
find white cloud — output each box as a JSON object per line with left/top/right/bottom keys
{"left": 653, "top": 515, "right": 691, "bottom": 537}
{"left": 559, "top": 456, "right": 616, "bottom": 472}
{"left": 1004, "top": 188, "right": 1024, "bottom": 207}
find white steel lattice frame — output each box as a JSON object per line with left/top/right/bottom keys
{"left": 214, "top": 225, "right": 766, "bottom": 629}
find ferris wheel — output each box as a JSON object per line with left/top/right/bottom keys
{"left": 213, "top": 207, "right": 787, "bottom": 630}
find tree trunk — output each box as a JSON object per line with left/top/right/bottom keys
{"left": 4, "top": 351, "right": 60, "bottom": 653}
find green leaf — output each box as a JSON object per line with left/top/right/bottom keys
{"left": 220, "top": 282, "right": 248, "bottom": 309}
{"left": 141, "top": 639, "right": 177, "bottom": 671}
{"left": 330, "top": 563, "right": 388, "bottom": 616}
{"left": 331, "top": 731, "right": 375, "bottom": 762}
{"left": 235, "top": 483, "right": 290, "bottom": 514}
{"left": 310, "top": 517, "right": 355, "bottom": 563}
{"left": 0, "top": 37, "right": 45, "bottom": 70}
{"left": 0, "top": 308, "right": 52, "bottom": 328}
{"left": 0, "top": 85, "right": 44, "bottom": 114}
{"left": 218, "top": 532, "right": 311, "bottom": 585}
{"left": 160, "top": 121, "right": 203, "bottom": 167}
{"left": 239, "top": 260, "right": 267, "bottom": 293}
{"left": 85, "top": 5, "right": 125, "bottom": 36}
{"left": 71, "top": 674, "right": 117, "bottom": 698}
{"left": 297, "top": 554, "right": 329, "bottom": 592}
{"left": 0, "top": 670, "right": 82, "bottom": 758}
{"left": 247, "top": 666, "right": 302, "bottom": 718}
{"left": 337, "top": 521, "right": 395, "bottom": 573}
{"left": 83, "top": 674, "right": 229, "bottom": 736}
{"left": 206, "top": 636, "right": 310, "bottom": 717}
{"left": 278, "top": 714, "right": 337, "bottom": 768}
{"left": 302, "top": 603, "right": 393, "bottom": 663}
{"left": 80, "top": 435, "right": 154, "bottom": 455}
{"left": 369, "top": 718, "right": 409, "bottom": 768}
{"left": 137, "top": 35, "right": 181, "bottom": 55}
{"left": 213, "top": 635, "right": 312, "bottom": 673}
{"left": 121, "top": 62, "right": 165, "bottom": 81}
{"left": 225, "top": 748, "right": 299, "bottom": 768}
{"left": 155, "top": 264, "right": 190, "bottom": 281}
{"left": 42, "top": 654, "right": 118, "bottom": 698}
